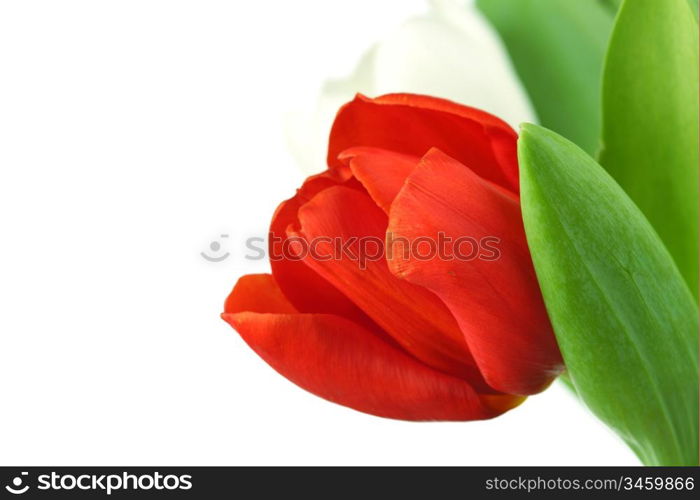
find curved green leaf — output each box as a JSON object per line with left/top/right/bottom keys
{"left": 519, "top": 123, "right": 698, "bottom": 466}
{"left": 689, "top": 0, "right": 699, "bottom": 19}
{"left": 603, "top": 0, "right": 697, "bottom": 19}
{"left": 476, "top": 0, "right": 616, "bottom": 155}
{"left": 599, "top": 0, "right": 699, "bottom": 297}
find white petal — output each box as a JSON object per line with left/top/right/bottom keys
{"left": 285, "top": 47, "right": 379, "bottom": 175}
{"left": 286, "top": 0, "right": 535, "bottom": 174}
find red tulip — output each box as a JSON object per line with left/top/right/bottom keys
{"left": 222, "top": 93, "right": 564, "bottom": 421}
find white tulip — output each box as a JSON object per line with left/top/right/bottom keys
{"left": 286, "top": 0, "right": 537, "bottom": 174}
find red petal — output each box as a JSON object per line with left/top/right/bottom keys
{"left": 223, "top": 309, "right": 521, "bottom": 420}
{"left": 224, "top": 274, "right": 297, "bottom": 315}
{"left": 288, "top": 185, "right": 495, "bottom": 392}
{"left": 387, "top": 149, "right": 564, "bottom": 395}
{"left": 269, "top": 168, "right": 371, "bottom": 323}
{"left": 328, "top": 93, "right": 519, "bottom": 193}
{"left": 338, "top": 146, "right": 419, "bottom": 214}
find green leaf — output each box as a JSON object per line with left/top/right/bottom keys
{"left": 604, "top": 0, "right": 698, "bottom": 19}
{"left": 599, "top": 0, "right": 699, "bottom": 297}
{"left": 518, "top": 123, "right": 699, "bottom": 466}
{"left": 476, "top": 0, "right": 616, "bottom": 155}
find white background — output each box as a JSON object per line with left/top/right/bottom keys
{"left": 0, "top": 0, "right": 638, "bottom": 465}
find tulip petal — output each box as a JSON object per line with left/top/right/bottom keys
{"left": 371, "top": 1, "right": 537, "bottom": 129}
{"left": 223, "top": 308, "right": 521, "bottom": 420}
{"left": 387, "top": 148, "right": 564, "bottom": 395}
{"left": 269, "top": 168, "right": 373, "bottom": 325}
{"left": 288, "top": 185, "right": 497, "bottom": 392}
{"left": 338, "top": 146, "right": 419, "bottom": 214}
{"left": 328, "top": 93, "right": 519, "bottom": 193}
{"left": 224, "top": 273, "right": 297, "bottom": 315}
